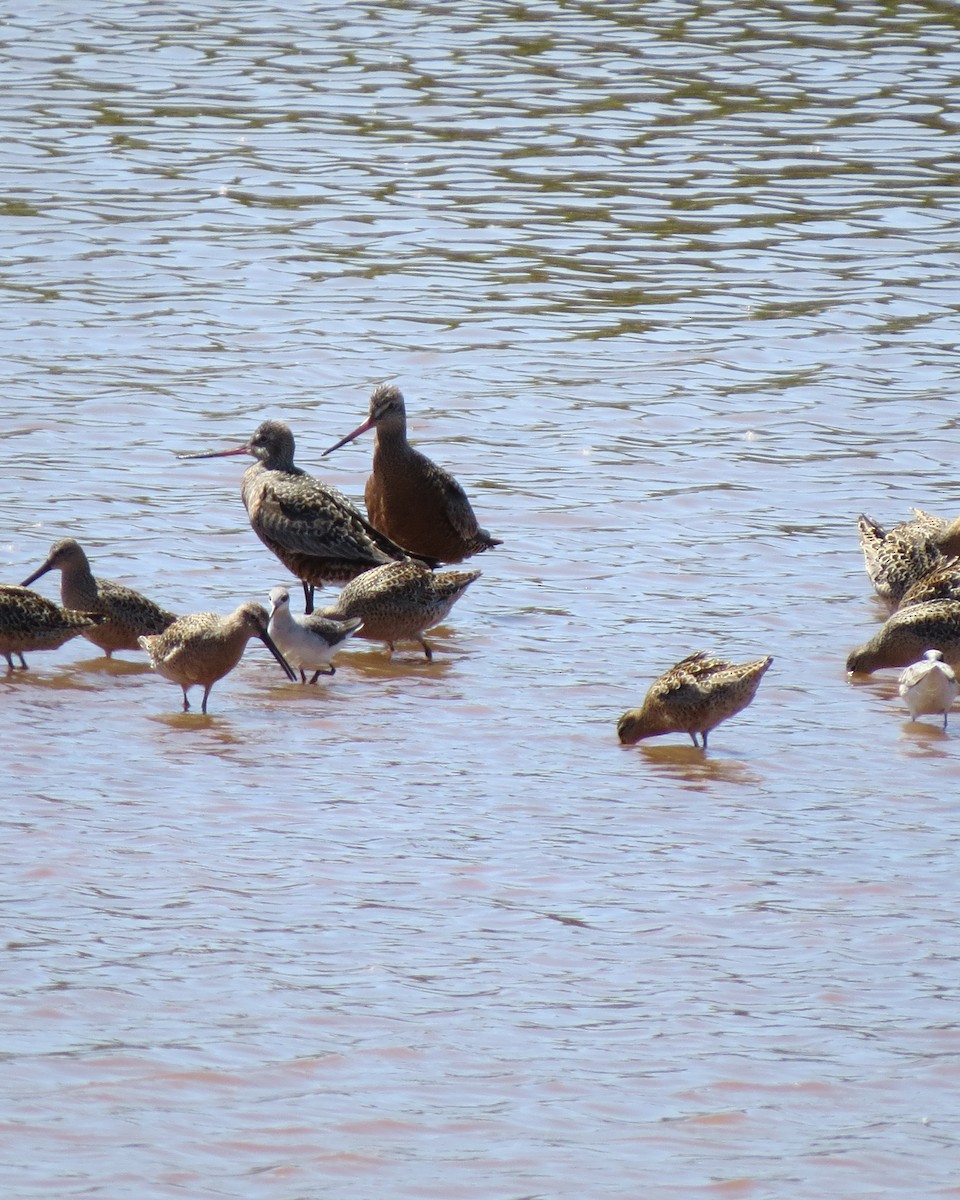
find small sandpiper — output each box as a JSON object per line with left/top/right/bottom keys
{"left": 897, "top": 649, "right": 958, "bottom": 729}
{"left": 267, "top": 585, "right": 361, "bottom": 683}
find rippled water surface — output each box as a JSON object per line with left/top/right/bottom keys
{"left": 3, "top": 2, "right": 960, "bottom": 1196}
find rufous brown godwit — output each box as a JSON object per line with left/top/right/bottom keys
{"left": 323, "top": 384, "right": 501, "bottom": 563}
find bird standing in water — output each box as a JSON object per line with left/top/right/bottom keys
{"left": 0, "top": 585, "right": 103, "bottom": 670}
{"left": 138, "top": 601, "right": 296, "bottom": 713}
{"left": 20, "top": 538, "right": 176, "bottom": 656}
{"left": 897, "top": 649, "right": 958, "bottom": 729}
{"left": 179, "top": 420, "right": 431, "bottom": 613}
{"left": 318, "top": 561, "right": 480, "bottom": 660}
{"left": 617, "top": 651, "right": 773, "bottom": 750}
{"left": 267, "top": 585, "right": 361, "bottom": 683}
{"left": 323, "top": 384, "right": 501, "bottom": 563}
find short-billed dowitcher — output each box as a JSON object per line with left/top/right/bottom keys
{"left": 897, "top": 649, "right": 958, "bottom": 729}
{"left": 138, "top": 601, "right": 297, "bottom": 713}
{"left": 898, "top": 556, "right": 960, "bottom": 609}
{"left": 323, "top": 384, "right": 501, "bottom": 563}
{"left": 846, "top": 599, "right": 960, "bottom": 675}
{"left": 617, "top": 650, "right": 773, "bottom": 749}
{"left": 858, "top": 510, "right": 960, "bottom": 607}
{"left": 179, "top": 420, "right": 432, "bottom": 613}
{"left": 20, "top": 538, "right": 176, "bottom": 656}
{"left": 267, "top": 585, "right": 361, "bottom": 683}
{"left": 318, "top": 561, "right": 480, "bottom": 660}
{"left": 0, "top": 585, "right": 103, "bottom": 670}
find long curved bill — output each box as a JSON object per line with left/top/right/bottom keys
{"left": 258, "top": 627, "right": 298, "bottom": 682}
{"left": 322, "top": 414, "right": 376, "bottom": 457}
{"left": 176, "top": 444, "right": 250, "bottom": 461}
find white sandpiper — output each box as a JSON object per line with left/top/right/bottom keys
{"left": 897, "top": 648, "right": 958, "bottom": 729}
{"left": 267, "top": 585, "right": 361, "bottom": 683}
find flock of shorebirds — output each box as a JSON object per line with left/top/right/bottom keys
{"left": 3, "top": 385, "right": 960, "bottom": 745}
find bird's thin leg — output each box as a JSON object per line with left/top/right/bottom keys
{"left": 302, "top": 581, "right": 315, "bottom": 615}
{"left": 201, "top": 686, "right": 211, "bottom": 714}
{"left": 689, "top": 732, "right": 699, "bottom": 748}
{"left": 181, "top": 689, "right": 191, "bottom": 712}
{"left": 420, "top": 638, "right": 433, "bottom": 661}
{"left": 701, "top": 730, "right": 709, "bottom": 750}
{"left": 17, "top": 653, "right": 27, "bottom": 670}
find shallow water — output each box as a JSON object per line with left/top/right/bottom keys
{"left": 3, "top": 3, "right": 960, "bottom": 1197}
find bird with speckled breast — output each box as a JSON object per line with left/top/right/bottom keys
{"left": 178, "top": 420, "right": 434, "bottom": 614}
{"left": 20, "top": 538, "right": 176, "bottom": 656}
{"left": 323, "top": 384, "right": 501, "bottom": 563}
{"left": 0, "top": 584, "right": 103, "bottom": 670}
{"left": 617, "top": 651, "right": 772, "bottom": 750}
{"left": 138, "top": 601, "right": 296, "bottom": 713}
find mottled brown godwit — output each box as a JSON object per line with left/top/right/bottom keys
{"left": 267, "top": 585, "right": 361, "bottom": 683}
{"left": 0, "top": 584, "right": 103, "bottom": 670}
{"left": 179, "top": 420, "right": 432, "bottom": 613}
{"left": 318, "top": 561, "right": 480, "bottom": 660}
{"left": 858, "top": 510, "right": 960, "bottom": 607}
{"left": 846, "top": 599, "right": 960, "bottom": 675}
{"left": 617, "top": 650, "right": 773, "bottom": 749}
{"left": 20, "top": 538, "right": 176, "bottom": 657}
{"left": 323, "top": 384, "right": 501, "bottom": 563}
{"left": 898, "top": 649, "right": 958, "bottom": 729}
{"left": 138, "top": 601, "right": 297, "bottom": 713}
{"left": 898, "top": 555, "right": 960, "bottom": 609}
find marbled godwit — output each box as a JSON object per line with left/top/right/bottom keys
{"left": 858, "top": 510, "right": 960, "bottom": 607}
{"left": 0, "top": 585, "right": 102, "bottom": 670}
{"left": 20, "top": 538, "right": 176, "bottom": 656}
{"left": 267, "top": 585, "right": 361, "bottom": 683}
{"left": 318, "top": 561, "right": 480, "bottom": 660}
{"left": 898, "top": 649, "right": 958, "bottom": 729}
{"left": 617, "top": 651, "right": 773, "bottom": 749}
{"left": 179, "top": 420, "right": 432, "bottom": 613}
{"left": 138, "top": 601, "right": 297, "bottom": 713}
{"left": 846, "top": 599, "right": 960, "bottom": 675}
{"left": 323, "top": 384, "right": 501, "bottom": 563}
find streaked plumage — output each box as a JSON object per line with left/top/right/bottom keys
{"left": 617, "top": 651, "right": 773, "bottom": 750}
{"left": 898, "top": 649, "right": 958, "bottom": 729}
{"left": 179, "top": 420, "right": 432, "bottom": 613}
{"left": 0, "top": 584, "right": 102, "bottom": 670}
{"left": 846, "top": 599, "right": 960, "bottom": 675}
{"left": 20, "top": 538, "right": 176, "bottom": 656}
{"left": 858, "top": 510, "right": 960, "bottom": 607}
{"left": 138, "top": 601, "right": 296, "bottom": 713}
{"left": 318, "top": 561, "right": 480, "bottom": 660}
{"left": 898, "top": 555, "right": 960, "bottom": 609}
{"left": 267, "top": 585, "right": 361, "bottom": 683}
{"left": 323, "top": 384, "right": 501, "bottom": 563}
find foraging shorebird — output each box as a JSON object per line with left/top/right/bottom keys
{"left": 846, "top": 599, "right": 960, "bottom": 675}
{"left": 267, "top": 585, "right": 361, "bottom": 683}
{"left": 20, "top": 538, "right": 176, "bottom": 656}
{"left": 318, "top": 561, "right": 480, "bottom": 660}
{"left": 179, "top": 420, "right": 431, "bottom": 613}
{"left": 858, "top": 510, "right": 960, "bottom": 607}
{"left": 617, "top": 651, "right": 773, "bottom": 750}
{"left": 323, "top": 384, "right": 501, "bottom": 563}
{"left": 138, "top": 601, "right": 296, "bottom": 713}
{"left": 0, "top": 585, "right": 102, "bottom": 670}
{"left": 898, "top": 649, "right": 958, "bottom": 729}
{"left": 898, "top": 555, "right": 960, "bottom": 609}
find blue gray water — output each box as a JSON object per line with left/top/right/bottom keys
{"left": 2, "top": 3, "right": 960, "bottom": 1196}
